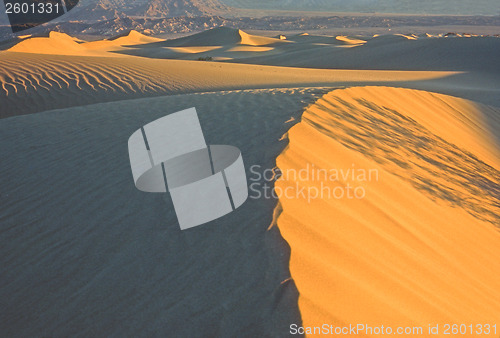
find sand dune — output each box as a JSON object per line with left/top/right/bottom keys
{"left": 0, "top": 51, "right": 457, "bottom": 118}
{"left": 82, "top": 30, "right": 164, "bottom": 51}
{"left": 7, "top": 31, "right": 88, "bottom": 55}
{"left": 285, "top": 33, "right": 349, "bottom": 45}
{"left": 335, "top": 35, "right": 366, "bottom": 45}
{"left": 4, "top": 29, "right": 498, "bottom": 110}
{"left": 275, "top": 86, "right": 500, "bottom": 336}
{"left": 117, "top": 27, "right": 291, "bottom": 60}
{"left": 228, "top": 34, "right": 500, "bottom": 73}
{"left": 116, "top": 28, "right": 406, "bottom": 61}
{"left": 99, "top": 28, "right": 500, "bottom": 76}
{"left": 7, "top": 27, "right": 499, "bottom": 74}
{"left": 6, "top": 30, "right": 164, "bottom": 56}
{"left": 364, "top": 34, "right": 415, "bottom": 46}
{"left": 159, "top": 27, "right": 288, "bottom": 47}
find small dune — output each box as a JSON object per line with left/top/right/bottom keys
{"left": 335, "top": 35, "right": 366, "bottom": 45}
{"left": 157, "top": 26, "right": 286, "bottom": 47}
{"left": 364, "top": 34, "right": 416, "bottom": 46}
{"left": 7, "top": 31, "right": 88, "bottom": 55}
{"left": 7, "top": 30, "right": 164, "bottom": 56}
{"left": 395, "top": 33, "right": 418, "bottom": 40}
{"left": 238, "top": 29, "right": 286, "bottom": 46}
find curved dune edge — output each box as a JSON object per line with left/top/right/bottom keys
{"left": 275, "top": 87, "right": 500, "bottom": 336}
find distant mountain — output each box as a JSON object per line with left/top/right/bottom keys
{"left": 58, "top": 0, "right": 231, "bottom": 22}
{"left": 0, "top": 0, "right": 231, "bottom": 28}
{"left": 221, "top": 0, "right": 500, "bottom": 16}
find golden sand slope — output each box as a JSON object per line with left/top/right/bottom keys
{"left": 7, "top": 32, "right": 88, "bottom": 55}
{"left": 0, "top": 51, "right": 455, "bottom": 118}
{"left": 275, "top": 87, "right": 500, "bottom": 336}
{"left": 7, "top": 30, "right": 163, "bottom": 56}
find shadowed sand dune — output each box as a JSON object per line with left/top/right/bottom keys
{"left": 0, "top": 87, "right": 330, "bottom": 337}
{"left": 7, "top": 28, "right": 499, "bottom": 74}
{"left": 107, "top": 28, "right": 500, "bottom": 75}
{"left": 105, "top": 27, "right": 290, "bottom": 60}
{"left": 154, "top": 27, "right": 288, "bottom": 47}
{"left": 275, "top": 86, "right": 500, "bottom": 336}
{"left": 229, "top": 34, "right": 500, "bottom": 73}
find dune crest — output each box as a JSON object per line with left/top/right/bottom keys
{"left": 6, "top": 30, "right": 164, "bottom": 56}
{"left": 7, "top": 31, "right": 86, "bottom": 55}
{"left": 238, "top": 29, "right": 286, "bottom": 46}
{"left": 335, "top": 36, "right": 366, "bottom": 45}
{"left": 276, "top": 87, "right": 500, "bottom": 336}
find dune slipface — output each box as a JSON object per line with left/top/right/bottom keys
{"left": 276, "top": 86, "right": 500, "bottom": 336}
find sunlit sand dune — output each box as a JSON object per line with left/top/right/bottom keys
{"left": 275, "top": 86, "right": 500, "bottom": 337}
{"left": 7, "top": 31, "right": 88, "bottom": 55}
{"left": 0, "top": 51, "right": 456, "bottom": 118}
{"left": 7, "top": 30, "right": 164, "bottom": 56}
{"left": 335, "top": 36, "right": 366, "bottom": 45}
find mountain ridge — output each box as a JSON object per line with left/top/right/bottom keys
{"left": 62, "top": 0, "right": 231, "bottom": 21}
